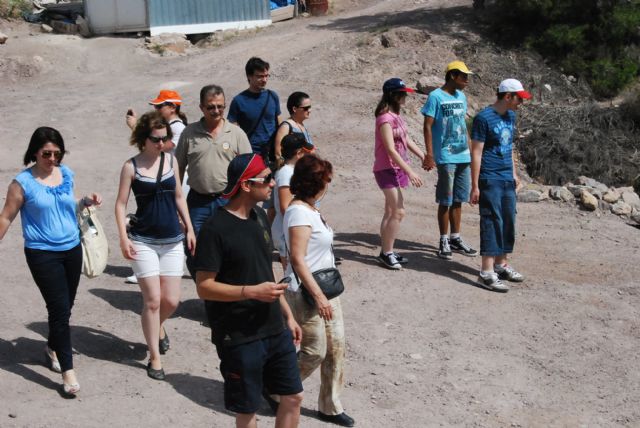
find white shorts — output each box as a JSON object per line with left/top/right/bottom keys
{"left": 131, "top": 240, "right": 184, "bottom": 278}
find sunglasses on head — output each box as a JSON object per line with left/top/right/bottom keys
{"left": 148, "top": 135, "right": 170, "bottom": 143}
{"left": 41, "top": 150, "right": 63, "bottom": 160}
{"left": 205, "top": 104, "right": 225, "bottom": 111}
{"left": 246, "top": 173, "right": 273, "bottom": 184}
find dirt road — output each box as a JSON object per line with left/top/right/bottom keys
{"left": 1, "top": 0, "right": 639, "bottom": 426}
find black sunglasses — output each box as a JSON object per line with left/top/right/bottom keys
{"left": 41, "top": 150, "right": 63, "bottom": 160}
{"left": 154, "top": 103, "right": 174, "bottom": 109}
{"left": 205, "top": 104, "right": 226, "bottom": 111}
{"left": 148, "top": 135, "right": 170, "bottom": 143}
{"left": 297, "top": 105, "right": 312, "bottom": 111}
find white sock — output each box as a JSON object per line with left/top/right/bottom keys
{"left": 450, "top": 233, "right": 460, "bottom": 240}
{"left": 384, "top": 251, "right": 394, "bottom": 256}
{"left": 440, "top": 235, "right": 448, "bottom": 241}
{"left": 494, "top": 263, "right": 506, "bottom": 271}
{"left": 480, "top": 271, "right": 495, "bottom": 278}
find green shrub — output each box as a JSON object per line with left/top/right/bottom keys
{"left": 0, "top": 0, "right": 32, "bottom": 19}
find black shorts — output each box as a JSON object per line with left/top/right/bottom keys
{"left": 216, "top": 329, "right": 303, "bottom": 414}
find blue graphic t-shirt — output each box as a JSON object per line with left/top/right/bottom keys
{"left": 471, "top": 106, "right": 517, "bottom": 180}
{"left": 421, "top": 88, "right": 470, "bottom": 164}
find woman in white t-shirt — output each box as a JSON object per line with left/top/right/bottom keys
{"left": 272, "top": 133, "right": 315, "bottom": 270}
{"left": 283, "top": 154, "right": 354, "bottom": 427}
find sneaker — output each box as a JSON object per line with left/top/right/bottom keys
{"left": 450, "top": 238, "right": 478, "bottom": 257}
{"left": 477, "top": 273, "right": 509, "bottom": 292}
{"left": 393, "top": 252, "right": 408, "bottom": 264}
{"left": 377, "top": 252, "right": 401, "bottom": 270}
{"left": 437, "top": 238, "right": 452, "bottom": 260}
{"left": 495, "top": 264, "right": 525, "bottom": 282}
{"left": 125, "top": 275, "right": 138, "bottom": 284}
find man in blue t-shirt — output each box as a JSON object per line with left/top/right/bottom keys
{"left": 228, "top": 57, "right": 282, "bottom": 157}
{"left": 470, "top": 78, "right": 532, "bottom": 292}
{"left": 422, "top": 61, "right": 478, "bottom": 260}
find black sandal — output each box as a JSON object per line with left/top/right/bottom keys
{"left": 146, "top": 362, "right": 165, "bottom": 380}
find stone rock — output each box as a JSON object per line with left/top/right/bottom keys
{"left": 517, "top": 189, "right": 542, "bottom": 203}
{"left": 566, "top": 184, "right": 589, "bottom": 197}
{"left": 380, "top": 33, "right": 392, "bottom": 48}
{"left": 416, "top": 75, "right": 441, "bottom": 95}
{"left": 611, "top": 201, "right": 632, "bottom": 216}
{"left": 51, "top": 20, "right": 78, "bottom": 34}
{"left": 580, "top": 189, "right": 598, "bottom": 211}
{"left": 41, "top": 24, "right": 53, "bottom": 33}
{"left": 550, "top": 186, "right": 574, "bottom": 202}
{"left": 598, "top": 200, "right": 611, "bottom": 212}
{"left": 544, "top": 84, "right": 552, "bottom": 92}
{"left": 631, "top": 210, "right": 640, "bottom": 224}
{"left": 633, "top": 174, "right": 640, "bottom": 196}
{"left": 145, "top": 33, "right": 190, "bottom": 55}
{"left": 588, "top": 188, "right": 603, "bottom": 200}
{"left": 0, "top": 32, "right": 8, "bottom": 44}
{"left": 577, "top": 176, "right": 608, "bottom": 192}
{"left": 76, "top": 15, "right": 91, "bottom": 37}
{"left": 622, "top": 191, "right": 640, "bottom": 210}
{"left": 602, "top": 189, "right": 621, "bottom": 204}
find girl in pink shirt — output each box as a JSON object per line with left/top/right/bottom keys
{"left": 373, "top": 78, "right": 425, "bottom": 270}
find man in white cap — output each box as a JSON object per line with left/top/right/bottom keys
{"left": 470, "top": 78, "right": 532, "bottom": 292}
{"left": 422, "top": 60, "right": 478, "bottom": 260}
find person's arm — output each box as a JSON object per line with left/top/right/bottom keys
{"left": 407, "top": 136, "right": 425, "bottom": 164}
{"left": 0, "top": 181, "right": 24, "bottom": 241}
{"left": 279, "top": 294, "right": 302, "bottom": 346}
{"left": 422, "top": 116, "right": 436, "bottom": 171}
{"left": 380, "top": 122, "right": 423, "bottom": 188}
{"left": 174, "top": 132, "right": 188, "bottom": 183}
{"left": 114, "top": 160, "right": 136, "bottom": 260}
{"left": 227, "top": 98, "right": 239, "bottom": 125}
{"left": 195, "top": 271, "right": 287, "bottom": 302}
{"left": 289, "top": 224, "right": 334, "bottom": 320}
{"left": 237, "top": 128, "right": 253, "bottom": 155}
{"left": 470, "top": 140, "right": 484, "bottom": 205}
{"left": 173, "top": 162, "right": 196, "bottom": 256}
{"left": 278, "top": 186, "right": 293, "bottom": 216}
{"left": 273, "top": 122, "right": 290, "bottom": 166}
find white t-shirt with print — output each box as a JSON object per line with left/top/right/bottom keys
{"left": 283, "top": 203, "right": 335, "bottom": 292}
{"left": 271, "top": 164, "right": 294, "bottom": 257}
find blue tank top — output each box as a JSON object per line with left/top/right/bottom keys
{"left": 14, "top": 164, "right": 80, "bottom": 251}
{"left": 128, "top": 153, "right": 185, "bottom": 245}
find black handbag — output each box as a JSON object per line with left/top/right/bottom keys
{"left": 287, "top": 244, "right": 344, "bottom": 307}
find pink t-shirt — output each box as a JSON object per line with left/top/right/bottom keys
{"left": 373, "top": 112, "right": 410, "bottom": 172}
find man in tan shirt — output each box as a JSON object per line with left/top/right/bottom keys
{"left": 175, "top": 84, "right": 252, "bottom": 277}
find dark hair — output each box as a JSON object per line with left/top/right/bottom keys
{"left": 282, "top": 133, "right": 307, "bottom": 160}
{"left": 174, "top": 105, "right": 188, "bottom": 125}
{"left": 199, "top": 84, "right": 225, "bottom": 105}
{"left": 496, "top": 91, "right": 518, "bottom": 100}
{"left": 445, "top": 69, "right": 462, "bottom": 83}
{"left": 290, "top": 154, "right": 333, "bottom": 200}
{"left": 245, "top": 57, "right": 270, "bottom": 76}
{"left": 130, "top": 111, "right": 173, "bottom": 151}
{"left": 286, "top": 91, "right": 310, "bottom": 115}
{"left": 23, "top": 126, "right": 65, "bottom": 166}
{"left": 374, "top": 91, "right": 406, "bottom": 116}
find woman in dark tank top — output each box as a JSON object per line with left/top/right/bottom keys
{"left": 115, "top": 111, "right": 195, "bottom": 381}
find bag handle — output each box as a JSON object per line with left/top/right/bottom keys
{"left": 246, "top": 90, "right": 273, "bottom": 139}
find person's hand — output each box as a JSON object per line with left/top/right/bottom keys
{"left": 314, "top": 294, "right": 333, "bottom": 320}
{"left": 470, "top": 187, "right": 480, "bottom": 206}
{"left": 120, "top": 238, "right": 136, "bottom": 260}
{"left": 287, "top": 317, "right": 302, "bottom": 346}
{"left": 409, "top": 171, "right": 423, "bottom": 188}
{"left": 185, "top": 229, "right": 196, "bottom": 256}
{"left": 514, "top": 175, "right": 521, "bottom": 192}
{"left": 245, "top": 282, "right": 288, "bottom": 302}
{"left": 422, "top": 154, "right": 436, "bottom": 171}
{"left": 84, "top": 193, "right": 102, "bottom": 207}
{"left": 125, "top": 108, "right": 137, "bottom": 130}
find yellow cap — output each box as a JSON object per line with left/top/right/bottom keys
{"left": 445, "top": 60, "right": 473, "bottom": 75}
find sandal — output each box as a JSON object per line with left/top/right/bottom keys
{"left": 45, "top": 346, "right": 62, "bottom": 373}
{"left": 159, "top": 329, "right": 170, "bottom": 355}
{"left": 147, "top": 362, "right": 165, "bottom": 381}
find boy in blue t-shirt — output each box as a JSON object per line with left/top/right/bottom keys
{"left": 422, "top": 61, "right": 478, "bottom": 260}
{"left": 470, "top": 78, "right": 532, "bottom": 292}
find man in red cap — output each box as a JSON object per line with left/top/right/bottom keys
{"left": 194, "top": 153, "right": 303, "bottom": 428}
{"left": 470, "top": 78, "right": 532, "bottom": 292}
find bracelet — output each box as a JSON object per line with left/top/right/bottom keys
{"left": 240, "top": 286, "right": 246, "bottom": 299}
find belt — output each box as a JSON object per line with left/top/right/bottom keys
{"left": 191, "top": 190, "right": 223, "bottom": 199}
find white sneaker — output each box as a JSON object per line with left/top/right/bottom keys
{"left": 478, "top": 272, "right": 509, "bottom": 293}
{"left": 495, "top": 264, "right": 524, "bottom": 282}
{"left": 125, "top": 275, "right": 138, "bottom": 284}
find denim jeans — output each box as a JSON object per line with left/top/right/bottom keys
{"left": 185, "top": 190, "right": 228, "bottom": 279}
{"left": 24, "top": 244, "right": 82, "bottom": 372}
{"left": 435, "top": 163, "right": 471, "bottom": 206}
{"left": 478, "top": 179, "right": 516, "bottom": 256}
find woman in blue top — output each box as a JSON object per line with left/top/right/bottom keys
{"left": 0, "top": 127, "right": 102, "bottom": 397}
{"left": 115, "top": 111, "right": 195, "bottom": 381}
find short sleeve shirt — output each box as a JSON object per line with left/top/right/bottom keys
{"left": 228, "top": 89, "right": 281, "bottom": 154}
{"left": 373, "top": 112, "right": 410, "bottom": 172}
{"left": 271, "top": 164, "right": 294, "bottom": 255}
{"left": 471, "top": 106, "right": 517, "bottom": 180}
{"left": 421, "top": 88, "right": 470, "bottom": 164}
{"left": 175, "top": 118, "right": 252, "bottom": 194}
{"left": 194, "top": 208, "right": 284, "bottom": 347}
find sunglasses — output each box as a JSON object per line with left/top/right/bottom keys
{"left": 41, "top": 150, "right": 63, "bottom": 160}
{"left": 246, "top": 173, "right": 273, "bottom": 184}
{"left": 297, "top": 105, "right": 312, "bottom": 111}
{"left": 148, "top": 135, "right": 170, "bottom": 143}
{"left": 205, "top": 104, "right": 225, "bottom": 111}
{"left": 154, "top": 103, "right": 174, "bottom": 109}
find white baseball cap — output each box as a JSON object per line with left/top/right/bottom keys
{"left": 498, "top": 78, "right": 532, "bottom": 99}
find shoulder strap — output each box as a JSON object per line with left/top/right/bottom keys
{"left": 156, "top": 152, "right": 165, "bottom": 189}
{"left": 246, "top": 90, "right": 273, "bottom": 138}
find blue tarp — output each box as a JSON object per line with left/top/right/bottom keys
{"left": 270, "top": 0, "right": 295, "bottom": 10}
